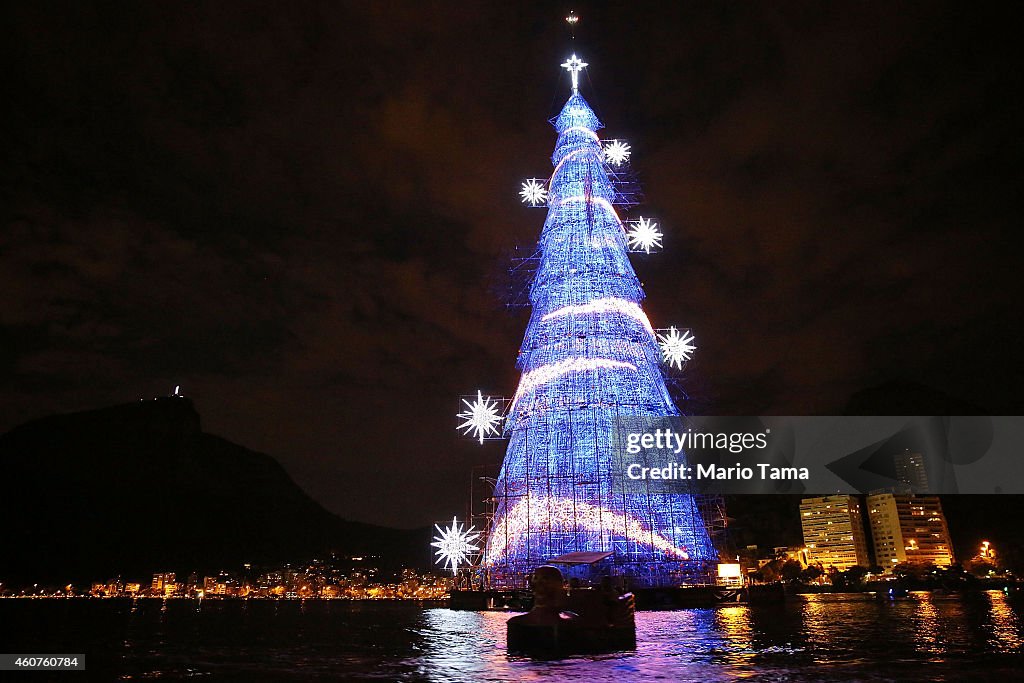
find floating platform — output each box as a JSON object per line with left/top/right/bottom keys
{"left": 450, "top": 589, "right": 532, "bottom": 611}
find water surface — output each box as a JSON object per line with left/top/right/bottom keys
{"left": 3, "top": 592, "right": 1022, "bottom": 681}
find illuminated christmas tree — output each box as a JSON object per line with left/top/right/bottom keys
{"left": 477, "top": 55, "right": 718, "bottom": 587}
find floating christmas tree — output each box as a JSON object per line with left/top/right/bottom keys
{"left": 467, "top": 54, "right": 717, "bottom": 588}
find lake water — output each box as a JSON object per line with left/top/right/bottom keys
{"left": 3, "top": 592, "right": 1023, "bottom": 681}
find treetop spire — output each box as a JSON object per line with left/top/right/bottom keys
{"left": 551, "top": 92, "right": 602, "bottom": 133}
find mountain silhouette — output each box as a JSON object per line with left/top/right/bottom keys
{"left": 0, "top": 397, "right": 424, "bottom": 583}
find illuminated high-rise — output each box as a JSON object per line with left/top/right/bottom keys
{"left": 800, "top": 495, "right": 870, "bottom": 571}
{"left": 893, "top": 450, "right": 929, "bottom": 493}
{"left": 867, "top": 492, "right": 954, "bottom": 570}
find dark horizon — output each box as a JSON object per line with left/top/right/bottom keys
{"left": 4, "top": 2, "right": 1022, "bottom": 528}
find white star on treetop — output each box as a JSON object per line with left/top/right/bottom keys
{"left": 561, "top": 54, "right": 588, "bottom": 93}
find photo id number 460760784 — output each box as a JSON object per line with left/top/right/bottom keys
{"left": 0, "top": 654, "right": 85, "bottom": 671}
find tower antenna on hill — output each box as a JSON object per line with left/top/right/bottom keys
{"left": 565, "top": 10, "right": 580, "bottom": 40}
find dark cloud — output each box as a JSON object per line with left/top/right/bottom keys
{"left": 2, "top": 1, "right": 1021, "bottom": 527}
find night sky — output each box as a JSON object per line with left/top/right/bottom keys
{"left": 3, "top": 2, "right": 1021, "bottom": 528}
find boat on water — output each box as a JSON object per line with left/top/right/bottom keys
{"left": 506, "top": 566, "right": 636, "bottom": 656}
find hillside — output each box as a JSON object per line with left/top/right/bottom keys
{"left": 0, "top": 397, "right": 421, "bottom": 583}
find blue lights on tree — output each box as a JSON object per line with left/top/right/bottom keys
{"left": 482, "top": 63, "right": 718, "bottom": 587}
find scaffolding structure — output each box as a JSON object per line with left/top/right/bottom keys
{"left": 480, "top": 81, "right": 719, "bottom": 589}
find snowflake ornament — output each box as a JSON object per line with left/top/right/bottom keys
{"left": 519, "top": 179, "right": 548, "bottom": 206}
{"left": 626, "top": 217, "right": 663, "bottom": 253}
{"left": 457, "top": 390, "right": 503, "bottom": 444}
{"left": 658, "top": 327, "right": 697, "bottom": 369}
{"left": 603, "top": 140, "right": 631, "bottom": 166}
{"left": 432, "top": 517, "right": 480, "bottom": 575}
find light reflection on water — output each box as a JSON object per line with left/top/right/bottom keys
{"left": 914, "top": 592, "right": 944, "bottom": 656}
{"left": 409, "top": 594, "right": 1024, "bottom": 682}
{"left": 985, "top": 590, "right": 1023, "bottom": 652}
{"left": 2, "top": 593, "right": 1023, "bottom": 680}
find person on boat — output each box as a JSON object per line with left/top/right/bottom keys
{"left": 507, "top": 565, "right": 579, "bottom": 628}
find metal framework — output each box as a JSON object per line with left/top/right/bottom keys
{"left": 482, "top": 84, "right": 718, "bottom": 588}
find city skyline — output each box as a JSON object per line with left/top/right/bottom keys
{"left": 0, "top": 490, "right": 1009, "bottom": 596}
{"left": 800, "top": 492, "right": 956, "bottom": 573}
